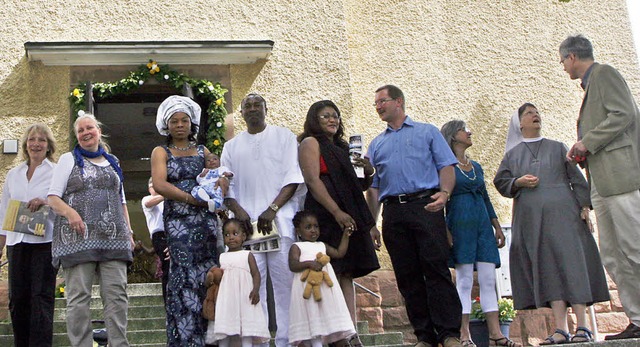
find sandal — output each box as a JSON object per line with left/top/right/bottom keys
{"left": 571, "top": 326, "right": 594, "bottom": 343}
{"left": 461, "top": 339, "right": 477, "bottom": 347}
{"left": 489, "top": 336, "right": 521, "bottom": 347}
{"left": 539, "top": 329, "right": 571, "bottom": 345}
{"left": 348, "top": 334, "right": 364, "bottom": 347}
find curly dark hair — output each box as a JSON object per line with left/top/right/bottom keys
{"left": 292, "top": 210, "right": 318, "bottom": 229}
{"left": 297, "top": 100, "right": 348, "bottom": 150}
{"left": 222, "top": 218, "right": 247, "bottom": 235}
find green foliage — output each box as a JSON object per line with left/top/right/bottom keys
{"left": 55, "top": 282, "right": 65, "bottom": 298}
{"left": 470, "top": 297, "right": 517, "bottom": 322}
{"left": 69, "top": 60, "right": 228, "bottom": 155}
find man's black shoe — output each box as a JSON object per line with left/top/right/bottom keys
{"left": 604, "top": 323, "right": 640, "bottom": 340}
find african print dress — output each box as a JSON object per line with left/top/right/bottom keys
{"left": 163, "top": 145, "right": 218, "bottom": 346}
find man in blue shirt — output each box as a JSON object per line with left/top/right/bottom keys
{"left": 366, "top": 85, "right": 462, "bottom": 347}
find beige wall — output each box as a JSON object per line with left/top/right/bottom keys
{"left": 1, "top": 0, "right": 639, "bottom": 269}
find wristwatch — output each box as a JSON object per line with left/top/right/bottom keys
{"left": 269, "top": 203, "right": 280, "bottom": 212}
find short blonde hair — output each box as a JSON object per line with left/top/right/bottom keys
{"left": 21, "top": 123, "right": 57, "bottom": 164}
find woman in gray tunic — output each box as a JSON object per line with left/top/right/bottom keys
{"left": 493, "top": 103, "right": 609, "bottom": 344}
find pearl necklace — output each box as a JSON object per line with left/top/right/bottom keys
{"left": 168, "top": 143, "right": 195, "bottom": 151}
{"left": 456, "top": 162, "right": 476, "bottom": 181}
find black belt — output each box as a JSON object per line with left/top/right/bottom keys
{"left": 382, "top": 189, "right": 437, "bottom": 204}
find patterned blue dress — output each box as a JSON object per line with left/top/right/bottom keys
{"left": 445, "top": 161, "right": 500, "bottom": 267}
{"left": 163, "top": 145, "right": 218, "bottom": 346}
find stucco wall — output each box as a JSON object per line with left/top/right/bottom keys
{"left": 1, "top": 1, "right": 639, "bottom": 271}
{"left": 343, "top": 0, "right": 640, "bottom": 269}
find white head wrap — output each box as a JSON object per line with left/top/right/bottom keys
{"left": 156, "top": 95, "right": 202, "bottom": 136}
{"left": 505, "top": 109, "right": 523, "bottom": 153}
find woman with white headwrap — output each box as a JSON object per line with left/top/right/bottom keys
{"left": 150, "top": 95, "right": 222, "bottom": 346}
{"left": 494, "top": 103, "right": 609, "bottom": 344}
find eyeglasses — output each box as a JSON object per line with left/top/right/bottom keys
{"left": 373, "top": 98, "right": 395, "bottom": 107}
{"left": 560, "top": 54, "right": 571, "bottom": 65}
{"left": 458, "top": 127, "right": 471, "bottom": 133}
{"left": 319, "top": 114, "right": 341, "bottom": 121}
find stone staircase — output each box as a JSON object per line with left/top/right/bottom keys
{"left": 0, "top": 282, "right": 407, "bottom": 347}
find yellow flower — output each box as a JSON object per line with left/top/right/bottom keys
{"left": 216, "top": 98, "right": 223, "bottom": 106}
{"left": 147, "top": 60, "right": 156, "bottom": 69}
{"left": 72, "top": 89, "right": 81, "bottom": 97}
{"left": 213, "top": 139, "right": 220, "bottom": 146}
{"left": 60, "top": 287, "right": 65, "bottom": 293}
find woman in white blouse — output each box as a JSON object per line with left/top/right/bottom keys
{"left": 0, "top": 123, "right": 57, "bottom": 347}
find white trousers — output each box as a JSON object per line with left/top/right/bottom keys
{"left": 591, "top": 182, "right": 640, "bottom": 326}
{"left": 254, "top": 236, "right": 294, "bottom": 347}
{"left": 63, "top": 260, "right": 130, "bottom": 347}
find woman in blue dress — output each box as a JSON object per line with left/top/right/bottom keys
{"left": 151, "top": 95, "right": 221, "bottom": 346}
{"left": 441, "top": 120, "right": 518, "bottom": 347}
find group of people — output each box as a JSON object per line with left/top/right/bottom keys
{"left": 0, "top": 33, "right": 639, "bottom": 347}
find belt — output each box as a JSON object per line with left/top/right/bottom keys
{"left": 382, "top": 189, "right": 437, "bottom": 204}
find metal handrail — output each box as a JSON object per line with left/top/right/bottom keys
{"left": 354, "top": 281, "right": 381, "bottom": 298}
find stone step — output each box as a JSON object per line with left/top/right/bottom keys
{"left": 54, "top": 294, "right": 165, "bottom": 308}
{"left": 54, "top": 304, "right": 166, "bottom": 321}
{"left": 0, "top": 317, "right": 166, "bottom": 335}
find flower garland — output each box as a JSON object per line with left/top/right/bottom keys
{"left": 69, "top": 60, "right": 228, "bottom": 155}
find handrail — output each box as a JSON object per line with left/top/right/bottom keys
{"left": 354, "top": 281, "right": 381, "bottom": 298}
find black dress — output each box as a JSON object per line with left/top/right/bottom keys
{"left": 303, "top": 136, "right": 380, "bottom": 278}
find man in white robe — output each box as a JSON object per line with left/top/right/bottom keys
{"left": 221, "top": 93, "right": 304, "bottom": 347}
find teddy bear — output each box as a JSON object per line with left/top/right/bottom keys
{"left": 202, "top": 267, "right": 224, "bottom": 320}
{"left": 300, "top": 252, "right": 333, "bottom": 301}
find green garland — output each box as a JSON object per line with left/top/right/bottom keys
{"left": 69, "top": 60, "right": 228, "bottom": 155}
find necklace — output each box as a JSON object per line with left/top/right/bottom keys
{"left": 456, "top": 162, "right": 476, "bottom": 181}
{"left": 523, "top": 139, "right": 543, "bottom": 163}
{"left": 168, "top": 143, "right": 195, "bottom": 151}
{"left": 458, "top": 156, "right": 471, "bottom": 166}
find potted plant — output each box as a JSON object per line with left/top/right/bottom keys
{"left": 469, "top": 297, "right": 517, "bottom": 347}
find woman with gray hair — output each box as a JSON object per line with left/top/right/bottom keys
{"left": 150, "top": 95, "right": 221, "bottom": 346}
{"left": 440, "top": 120, "right": 514, "bottom": 347}
{"left": 0, "top": 123, "right": 57, "bottom": 346}
{"left": 48, "top": 114, "right": 135, "bottom": 347}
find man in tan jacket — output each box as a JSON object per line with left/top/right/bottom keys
{"left": 561, "top": 34, "right": 640, "bottom": 340}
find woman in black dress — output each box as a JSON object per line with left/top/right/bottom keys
{"left": 298, "top": 100, "right": 380, "bottom": 345}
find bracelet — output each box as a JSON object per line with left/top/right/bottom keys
{"left": 441, "top": 190, "right": 451, "bottom": 201}
{"left": 366, "top": 167, "right": 376, "bottom": 177}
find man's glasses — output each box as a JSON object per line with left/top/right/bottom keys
{"left": 373, "top": 98, "right": 395, "bottom": 107}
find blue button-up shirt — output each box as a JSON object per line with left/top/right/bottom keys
{"left": 366, "top": 116, "right": 457, "bottom": 201}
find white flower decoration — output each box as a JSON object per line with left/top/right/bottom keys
{"left": 138, "top": 80, "right": 144, "bottom": 85}
{"left": 216, "top": 122, "right": 222, "bottom": 127}
{"left": 164, "top": 75, "right": 169, "bottom": 80}
{"left": 208, "top": 85, "right": 214, "bottom": 91}
{"left": 78, "top": 110, "right": 85, "bottom": 116}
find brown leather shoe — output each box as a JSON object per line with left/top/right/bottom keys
{"left": 604, "top": 323, "right": 640, "bottom": 340}
{"left": 442, "top": 337, "right": 463, "bottom": 347}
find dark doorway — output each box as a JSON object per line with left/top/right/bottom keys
{"left": 94, "top": 83, "right": 182, "bottom": 200}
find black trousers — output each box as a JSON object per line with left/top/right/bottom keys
{"left": 151, "top": 231, "right": 170, "bottom": 304}
{"left": 7, "top": 242, "right": 57, "bottom": 347}
{"left": 381, "top": 199, "right": 462, "bottom": 345}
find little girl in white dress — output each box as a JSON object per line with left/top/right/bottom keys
{"left": 210, "top": 218, "right": 270, "bottom": 347}
{"left": 288, "top": 210, "right": 355, "bottom": 347}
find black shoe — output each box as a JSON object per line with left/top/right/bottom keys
{"left": 604, "top": 323, "right": 640, "bottom": 340}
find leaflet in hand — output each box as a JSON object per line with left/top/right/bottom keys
{"left": 1, "top": 200, "right": 49, "bottom": 237}
{"left": 350, "top": 134, "right": 364, "bottom": 178}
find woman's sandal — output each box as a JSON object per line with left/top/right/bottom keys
{"left": 489, "top": 336, "right": 521, "bottom": 347}
{"left": 461, "top": 339, "right": 477, "bottom": 347}
{"left": 571, "top": 326, "right": 594, "bottom": 343}
{"left": 348, "top": 334, "right": 364, "bottom": 347}
{"left": 539, "top": 329, "right": 571, "bottom": 345}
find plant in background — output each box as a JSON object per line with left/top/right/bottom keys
{"left": 470, "top": 297, "right": 516, "bottom": 322}
{"left": 69, "top": 60, "right": 228, "bottom": 155}
{"left": 55, "top": 283, "right": 65, "bottom": 298}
